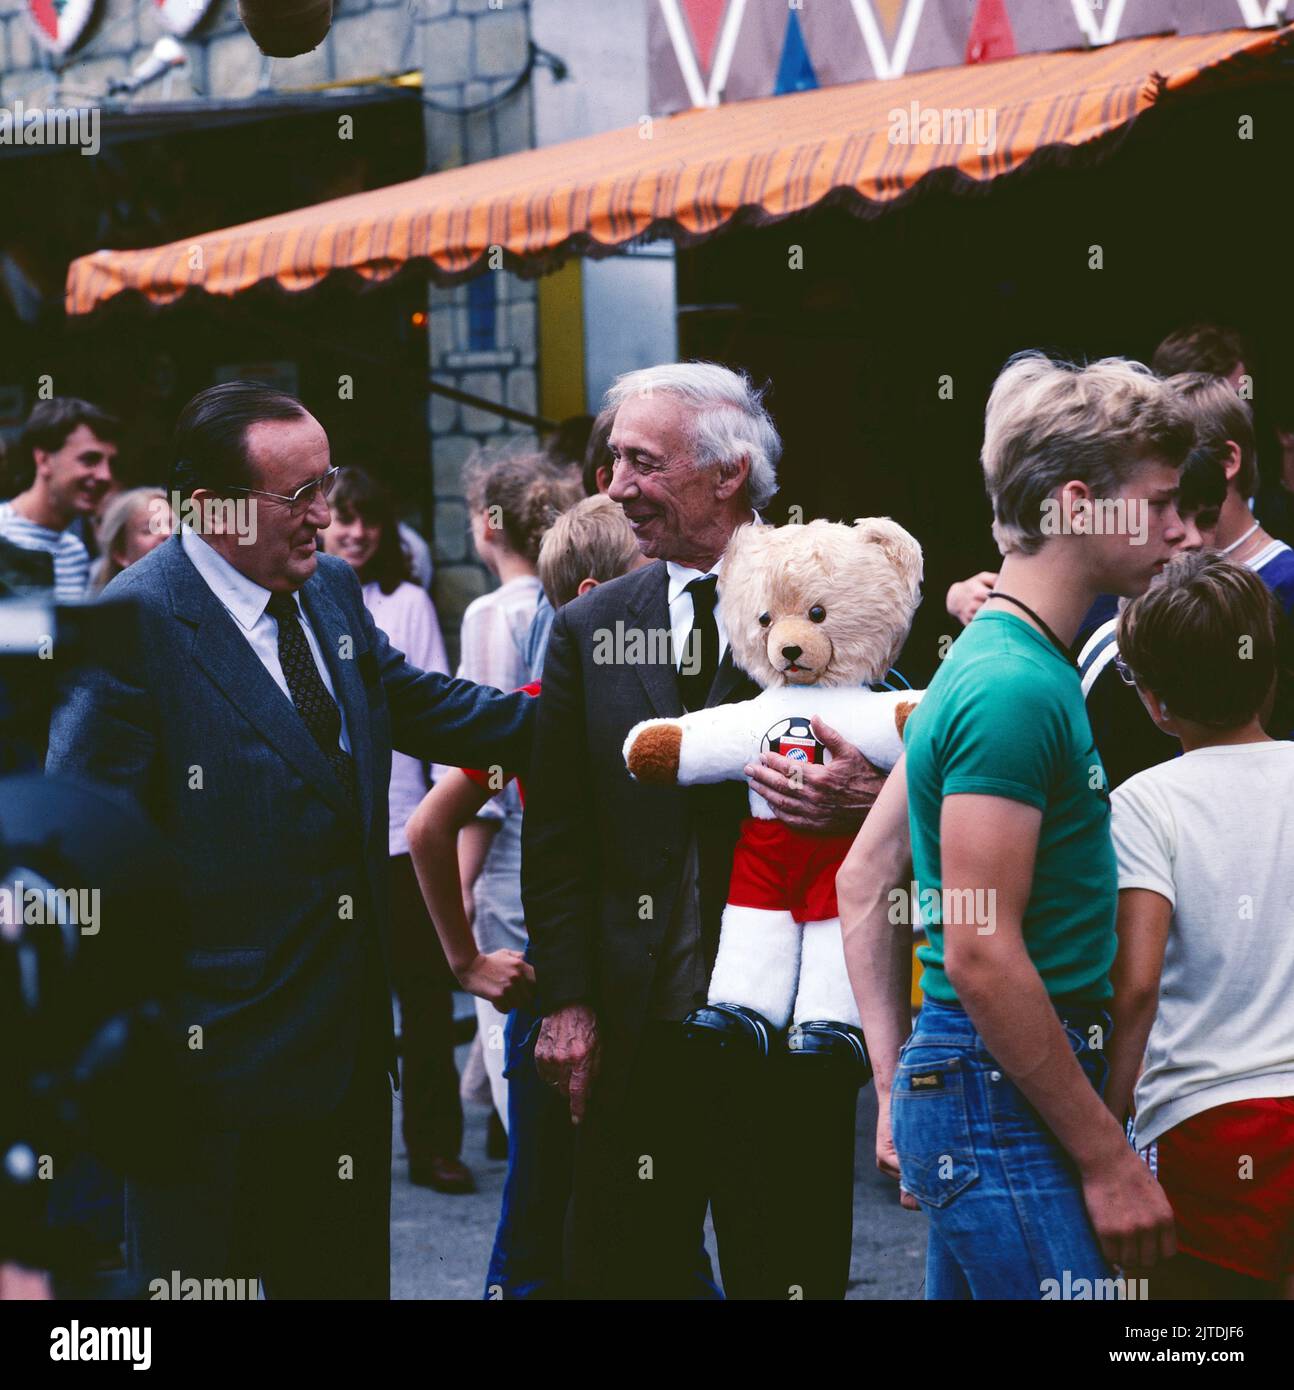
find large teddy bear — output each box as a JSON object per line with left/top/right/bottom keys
{"left": 623, "top": 518, "right": 923, "bottom": 1067}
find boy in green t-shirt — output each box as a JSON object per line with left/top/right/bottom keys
{"left": 838, "top": 352, "right": 1194, "bottom": 1299}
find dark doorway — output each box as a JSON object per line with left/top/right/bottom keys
{"left": 678, "top": 79, "right": 1293, "bottom": 682}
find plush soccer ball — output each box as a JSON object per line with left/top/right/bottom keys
{"left": 760, "top": 716, "right": 824, "bottom": 764}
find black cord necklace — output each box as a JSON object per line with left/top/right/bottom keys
{"left": 981, "top": 592, "right": 1078, "bottom": 670}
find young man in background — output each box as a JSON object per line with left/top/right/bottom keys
{"left": 0, "top": 399, "right": 120, "bottom": 601}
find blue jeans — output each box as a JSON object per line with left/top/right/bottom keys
{"left": 891, "top": 997, "right": 1114, "bottom": 1299}
{"left": 483, "top": 1004, "right": 571, "bottom": 1299}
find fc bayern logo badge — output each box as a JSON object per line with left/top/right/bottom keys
{"left": 154, "top": 0, "right": 214, "bottom": 36}
{"left": 27, "top": 0, "right": 98, "bottom": 56}
{"left": 760, "top": 716, "right": 827, "bottom": 765}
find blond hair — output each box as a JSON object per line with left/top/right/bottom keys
{"left": 537, "top": 495, "right": 641, "bottom": 608}
{"left": 981, "top": 353, "right": 1194, "bottom": 556}
{"left": 94, "top": 487, "right": 168, "bottom": 593}
{"left": 1167, "top": 371, "right": 1257, "bottom": 498}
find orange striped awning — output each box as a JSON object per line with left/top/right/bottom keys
{"left": 66, "top": 25, "right": 1291, "bottom": 317}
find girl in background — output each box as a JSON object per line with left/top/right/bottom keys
{"left": 320, "top": 469, "right": 469, "bottom": 1193}
{"left": 409, "top": 495, "right": 649, "bottom": 1297}
{"left": 91, "top": 487, "right": 172, "bottom": 593}
{"left": 445, "top": 452, "right": 581, "bottom": 1139}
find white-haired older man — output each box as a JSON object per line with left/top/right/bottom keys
{"left": 522, "top": 361, "right": 884, "bottom": 1299}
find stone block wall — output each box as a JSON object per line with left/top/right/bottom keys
{"left": 415, "top": 0, "right": 539, "bottom": 650}
{"left": 0, "top": 0, "right": 418, "bottom": 108}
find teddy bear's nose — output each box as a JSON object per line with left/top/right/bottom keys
{"left": 782, "top": 644, "right": 802, "bottom": 662}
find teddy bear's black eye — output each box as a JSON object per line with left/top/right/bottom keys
{"left": 809, "top": 605, "right": 826, "bottom": 623}
{"left": 758, "top": 612, "right": 772, "bottom": 628}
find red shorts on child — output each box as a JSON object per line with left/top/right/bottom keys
{"left": 725, "top": 817, "right": 856, "bottom": 923}
{"left": 1153, "top": 1096, "right": 1294, "bottom": 1282}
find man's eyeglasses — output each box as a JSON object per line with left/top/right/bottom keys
{"left": 216, "top": 466, "right": 342, "bottom": 515}
{"left": 1113, "top": 654, "right": 1138, "bottom": 687}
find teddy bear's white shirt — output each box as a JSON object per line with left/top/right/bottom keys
{"left": 623, "top": 685, "right": 918, "bottom": 818}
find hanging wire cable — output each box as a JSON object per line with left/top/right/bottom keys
{"left": 421, "top": 40, "right": 566, "bottom": 116}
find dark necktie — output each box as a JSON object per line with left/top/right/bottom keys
{"left": 678, "top": 574, "right": 720, "bottom": 712}
{"left": 266, "top": 591, "right": 359, "bottom": 809}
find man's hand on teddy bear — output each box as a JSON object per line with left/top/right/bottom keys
{"left": 744, "top": 716, "right": 887, "bottom": 834}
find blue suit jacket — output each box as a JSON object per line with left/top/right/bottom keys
{"left": 46, "top": 537, "right": 533, "bottom": 1126}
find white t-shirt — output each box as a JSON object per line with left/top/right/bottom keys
{"left": 362, "top": 580, "right": 449, "bottom": 856}
{"left": 442, "top": 575, "right": 539, "bottom": 954}
{"left": 434, "top": 573, "right": 540, "bottom": 821}
{"left": 1111, "top": 741, "right": 1294, "bottom": 1147}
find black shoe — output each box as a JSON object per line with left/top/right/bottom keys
{"left": 786, "top": 1020, "right": 872, "bottom": 1083}
{"left": 409, "top": 1155, "right": 477, "bottom": 1194}
{"left": 682, "top": 1003, "right": 777, "bottom": 1057}
{"left": 486, "top": 1109, "right": 508, "bottom": 1161}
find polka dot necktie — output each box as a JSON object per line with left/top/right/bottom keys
{"left": 266, "top": 591, "right": 359, "bottom": 809}
{"left": 678, "top": 574, "right": 720, "bottom": 712}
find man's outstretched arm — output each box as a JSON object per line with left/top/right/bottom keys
{"left": 359, "top": 576, "right": 536, "bottom": 777}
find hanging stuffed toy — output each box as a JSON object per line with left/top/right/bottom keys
{"left": 624, "top": 518, "right": 924, "bottom": 1068}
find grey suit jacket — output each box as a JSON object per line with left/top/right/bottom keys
{"left": 521, "top": 559, "right": 758, "bottom": 1106}
{"left": 46, "top": 536, "right": 533, "bottom": 1126}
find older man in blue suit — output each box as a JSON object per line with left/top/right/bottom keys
{"left": 46, "top": 381, "right": 533, "bottom": 1299}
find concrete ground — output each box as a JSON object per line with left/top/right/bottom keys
{"left": 391, "top": 1019, "right": 928, "bottom": 1300}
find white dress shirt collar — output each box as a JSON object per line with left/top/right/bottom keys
{"left": 181, "top": 524, "right": 300, "bottom": 630}
{"left": 665, "top": 557, "right": 721, "bottom": 608}
{"left": 664, "top": 509, "right": 760, "bottom": 605}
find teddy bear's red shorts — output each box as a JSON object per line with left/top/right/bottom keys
{"left": 726, "top": 817, "right": 857, "bottom": 923}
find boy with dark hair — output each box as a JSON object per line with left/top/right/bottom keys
{"left": 1078, "top": 434, "right": 1227, "bottom": 789}
{"left": 1107, "top": 551, "right": 1294, "bottom": 1300}
{"left": 1171, "top": 372, "right": 1294, "bottom": 614}
{"left": 1150, "top": 323, "right": 1248, "bottom": 386}
{"left": 0, "top": 398, "right": 120, "bottom": 600}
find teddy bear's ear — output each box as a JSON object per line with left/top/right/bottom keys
{"left": 852, "top": 517, "right": 924, "bottom": 591}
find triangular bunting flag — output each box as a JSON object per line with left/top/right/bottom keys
{"left": 775, "top": 9, "right": 819, "bottom": 95}
{"left": 679, "top": 0, "right": 728, "bottom": 76}
{"left": 966, "top": 0, "right": 1015, "bottom": 64}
